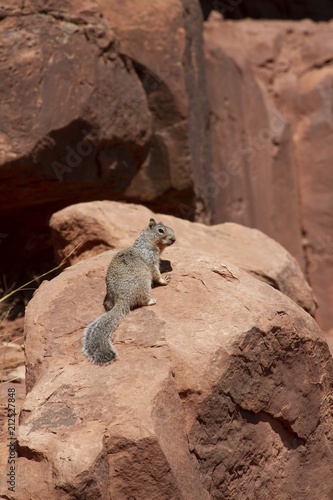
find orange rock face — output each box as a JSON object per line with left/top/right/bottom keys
{"left": 5, "top": 246, "right": 333, "bottom": 498}
{"left": 203, "top": 15, "right": 333, "bottom": 332}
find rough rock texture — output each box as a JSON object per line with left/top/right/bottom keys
{"left": 0, "top": 0, "right": 208, "bottom": 281}
{"left": 203, "top": 15, "right": 333, "bottom": 332}
{"left": 49, "top": 201, "right": 316, "bottom": 317}
{"left": 4, "top": 247, "right": 333, "bottom": 499}
{"left": 95, "top": 0, "right": 209, "bottom": 213}
{"left": 0, "top": 1, "right": 149, "bottom": 209}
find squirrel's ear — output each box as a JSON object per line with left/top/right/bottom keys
{"left": 149, "top": 218, "right": 156, "bottom": 228}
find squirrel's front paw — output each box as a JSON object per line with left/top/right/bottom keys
{"left": 159, "top": 274, "right": 171, "bottom": 285}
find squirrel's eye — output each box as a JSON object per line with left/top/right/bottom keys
{"left": 158, "top": 228, "right": 165, "bottom": 234}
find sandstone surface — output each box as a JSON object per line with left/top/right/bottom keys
{"left": 203, "top": 13, "right": 303, "bottom": 264}
{"left": 3, "top": 247, "right": 333, "bottom": 499}
{"left": 49, "top": 201, "right": 316, "bottom": 316}
{"left": 95, "top": 0, "right": 208, "bottom": 212}
{"left": 0, "top": 0, "right": 208, "bottom": 282}
{"left": 203, "top": 15, "right": 333, "bottom": 332}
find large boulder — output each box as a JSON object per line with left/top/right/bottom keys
{"left": 0, "top": 1, "right": 150, "bottom": 208}
{"left": 203, "top": 15, "right": 333, "bottom": 332}
{"left": 0, "top": 0, "right": 208, "bottom": 281}
{"left": 4, "top": 247, "right": 333, "bottom": 498}
{"left": 49, "top": 201, "right": 316, "bottom": 316}
{"left": 203, "top": 13, "right": 303, "bottom": 264}
{"left": 0, "top": 0, "right": 207, "bottom": 209}
{"left": 95, "top": 0, "right": 208, "bottom": 211}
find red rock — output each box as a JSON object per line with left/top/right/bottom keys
{"left": 203, "top": 15, "right": 333, "bottom": 332}
{"left": 0, "top": 0, "right": 207, "bottom": 211}
{"left": 203, "top": 14, "right": 303, "bottom": 265}
{"left": 49, "top": 201, "right": 316, "bottom": 316}
{"left": 95, "top": 0, "right": 209, "bottom": 208}
{"left": 0, "top": 0, "right": 209, "bottom": 285}
{"left": 5, "top": 247, "right": 333, "bottom": 498}
{"left": 0, "top": 3, "right": 150, "bottom": 208}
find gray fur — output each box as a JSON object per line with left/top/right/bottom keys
{"left": 82, "top": 219, "right": 176, "bottom": 365}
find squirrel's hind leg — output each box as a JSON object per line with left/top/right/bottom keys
{"left": 136, "top": 295, "right": 157, "bottom": 307}
{"left": 103, "top": 292, "right": 114, "bottom": 311}
{"left": 134, "top": 280, "right": 157, "bottom": 307}
{"left": 135, "top": 293, "right": 157, "bottom": 307}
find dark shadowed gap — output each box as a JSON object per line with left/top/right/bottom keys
{"left": 200, "top": 0, "right": 333, "bottom": 21}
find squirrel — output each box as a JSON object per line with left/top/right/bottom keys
{"left": 82, "top": 218, "right": 176, "bottom": 365}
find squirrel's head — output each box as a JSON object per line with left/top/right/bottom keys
{"left": 148, "top": 218, "right": 176, "bottom": 249}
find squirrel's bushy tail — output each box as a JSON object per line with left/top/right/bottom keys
{"left": 82, "top": 301, "right": 130, "bottom": 365}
